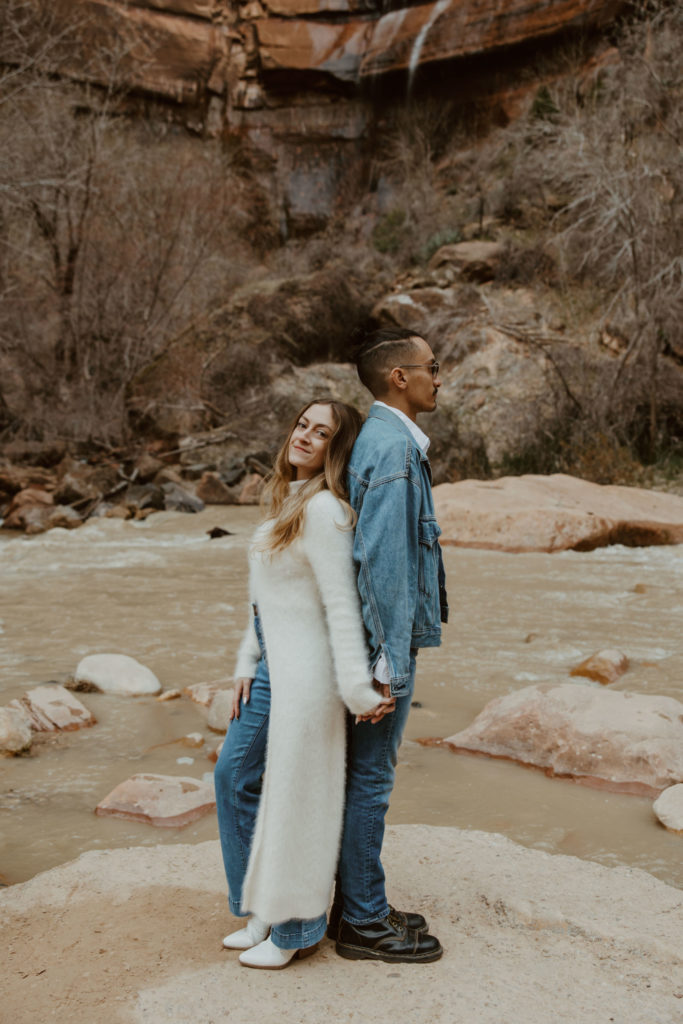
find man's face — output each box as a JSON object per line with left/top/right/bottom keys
{"left": 400, "top": 337, "right": 441, "bottom": 416}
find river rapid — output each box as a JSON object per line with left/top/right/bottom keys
{"left": 1, "top": 508, "right": 682, "bottom": 888}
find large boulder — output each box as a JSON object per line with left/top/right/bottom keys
{"left": 434, "top": 474, "right": 683, "bottom": 552}
{"left": 73, "top": 654, "right": 162, "bottom": 696}
{"left": 444, "top": 683, "right": 683, "bottom": 795}
{"left": 428, "top": 240, "right": 505, "bottom": 283}
{"left": 95, "top": 772, "right": 216, "bottom": 827}
{"left": 373, "top": 283, "right": 562, "bottom": 478}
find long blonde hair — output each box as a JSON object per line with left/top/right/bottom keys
{"left": 260, "top": 399, "right": 363, "bottom": 553}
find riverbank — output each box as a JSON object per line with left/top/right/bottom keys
{"left": 2, "top": 825, "right": 681, "bottom": 1024}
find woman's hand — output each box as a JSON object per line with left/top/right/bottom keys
{"left": 230, "top": 677, "right": 253, "bottom": 721}
{"left": 355, "top": 681, "right": 397, "bottom": 725}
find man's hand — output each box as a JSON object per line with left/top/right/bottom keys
{"left": 230, "top": 677, "right": 253, "bottom": 721}
{"left": 355, "top": 681, "right": 397, "bottom": 725}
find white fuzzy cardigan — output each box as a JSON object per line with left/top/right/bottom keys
{"left": 233, "top": 489, "right": 378, "bottom": 924}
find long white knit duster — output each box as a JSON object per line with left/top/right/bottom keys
{"left": 233, "top": 488, "right": 378, "bottom": 924}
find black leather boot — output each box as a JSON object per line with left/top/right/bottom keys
{"left": 328, "top": 901, "right": 428, "bottom": 940}
{"left": 335, "top": 911, "right": 442, "bottom": 963}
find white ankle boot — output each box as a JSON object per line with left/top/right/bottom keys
{"left": 222, "top": 915, "right": 270, "bottom": 950}
{"left": 238, "top": 936, "right": 318, "bottom": 970}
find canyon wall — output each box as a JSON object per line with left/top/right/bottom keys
{"left": 74, "top": 0, "right": 623, "bottom": 231}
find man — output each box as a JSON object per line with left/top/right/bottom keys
{"left": 331, "top": 327, "right": 449, "bottom": 963}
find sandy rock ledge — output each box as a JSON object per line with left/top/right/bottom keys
{"left": 2, "top": 826, "right": 682, "bottom": 1024}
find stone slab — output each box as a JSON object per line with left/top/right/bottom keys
{"left": 95, "top": 772, "right": 216, "bottom": 827}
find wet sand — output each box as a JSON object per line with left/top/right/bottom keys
{"left": 1, "top": 508, "right": 682, "bottom": 887}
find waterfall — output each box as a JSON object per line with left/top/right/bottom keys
{"left": 408, "top": 0, "right": 452, "bottom": 94}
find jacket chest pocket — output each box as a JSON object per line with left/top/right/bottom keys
{"left": 417, "top": 518, "right": 441, "bottom": 597}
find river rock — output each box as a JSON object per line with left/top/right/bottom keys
{"left": 237, "top": 473, "right": 264, "bottom": 505}
{"left": 95, "top": 773, "right": 216, "bottom": 827}
{"left": 184, "top": 680, "right": 231, "bottom": 706}
{"left": 209, "top": 739, "right": 224, "bottom": 763}
{"left": 74, "top": 654, "right": 162, "bottom": 696}
{"left": 54, "top": 469, "right": 96, "bottom": 506}
{"left": 653, "top": 784, "right": 683, "bottom": 835}
{"left": 125, "top": 482, "right": 166, "bottom": 513}
{"left": 0, "top": 706, "right": 33, "bottom": 755}
{"left": 196, "top": 471, "right": 236, "bottom": 505}
{"left": 157, "top": 688, "right": 182, "bottom": 702}
{"left": 2, "top": 487, "right": 54, "bottom": 530}
{"left": 434, "top": 474, "right": 683, "bottom": 552}
{"left": 0, "top": 464, "right": 55, "bottom": 498}
{"left": 161, "top": 481, "right": 205, "bottom": 513}
{"left": 444, "top": 683, "right": 683, "bottom": 795}
{"left": 181, "top": 732, "right": 205, "bottom": 748}
{"left": 133, "top": 452, "right": 165, "bottom": 482}
{"left": 570, "top": 649, "right": 629, "bottom": 685}
{"left": 33, "top": 505, "right": 83, "bottom": 534}
{"left": 207, "top": 689, "right": 235, "bottom": 733}
{"left": 10, "top": 685, "right": 96, "bottom": 732}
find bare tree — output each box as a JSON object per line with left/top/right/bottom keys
{"left": 0, "top": 0, "right": 259, "bottom": 443}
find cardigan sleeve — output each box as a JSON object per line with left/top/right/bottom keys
{"left": 233, "top": 606, "right": 261, "bottom": 680}
{"left": 301, "top": 491, "right": 380, "bottom": 717}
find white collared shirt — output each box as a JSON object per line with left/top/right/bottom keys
{"left": 370, "top": 402, "right": 431, "bottom": 685}
{"left": 374, "top": 401, "right": 430, "bottom": 453}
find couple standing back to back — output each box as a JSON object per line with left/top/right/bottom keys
{"left": 214, "top": 327, "right": 449, "bottom": 969}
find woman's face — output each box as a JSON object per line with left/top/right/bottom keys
{"left": 288, "top": 403, "right": 337, "bottom": 480}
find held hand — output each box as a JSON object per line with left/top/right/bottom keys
{"left": 230, "top": 677, "right": 253, "bottom": 721}
{"left": 355, "top": 681, "right": 397, "bottom": 725}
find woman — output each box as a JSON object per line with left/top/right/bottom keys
{"left": 214, "top": 399, "right": 386, "bottom": 970}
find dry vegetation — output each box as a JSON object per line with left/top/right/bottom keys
{"left": 0, "top": 0, "right": 269, "bottom": 443}
{"left": 363, "top": 0, "right": 683, "bottom": 481}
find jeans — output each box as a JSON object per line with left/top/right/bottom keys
{"left": 337, "top": 650, "right": 417, "bottom": 925}
{"left": 214, "top": 648, "right": 326, "bottom": 950}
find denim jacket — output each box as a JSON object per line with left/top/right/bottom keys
{"left": 347, "top": 405, "right": 449, "bottom": 697}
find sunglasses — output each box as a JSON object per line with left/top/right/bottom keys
{"left": 398, "top": 360, "right": 440, "bottom": 377}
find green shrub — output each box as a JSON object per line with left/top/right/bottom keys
{"left": 372, "top": 208, "right": 407, "bottom": 254}
{"left": 420, "top": 227, "right": 463, "bottom": 264}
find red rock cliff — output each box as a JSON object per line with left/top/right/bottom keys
{"left": 68, "top": 0, "right": 624, "bottom": 230}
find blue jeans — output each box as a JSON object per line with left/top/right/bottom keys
{"left": 337, "top": 650, "right": 417, "bottom": 925}
{"left": 214, "top": 650, "right": 326, "bottom": 951}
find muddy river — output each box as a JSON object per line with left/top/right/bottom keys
{"left": 1, "top": 508, "right": 682, "bottom": 888}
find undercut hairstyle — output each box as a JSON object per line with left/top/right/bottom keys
{"left": 355, "top": 327, "right": 426, "bottom": 398}
{"left": 260, "top": 398, "right": 363, "bottom": 553}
